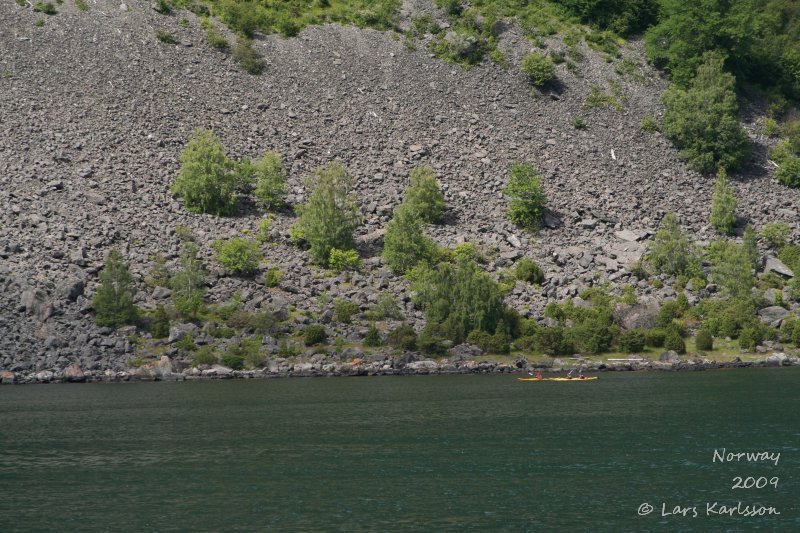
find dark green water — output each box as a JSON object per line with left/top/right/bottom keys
{"left": 1, "top": 368, "right": 798, "bottom": 532}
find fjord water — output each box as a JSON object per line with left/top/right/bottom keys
{"left": 1, "top": 369, "right": 798, "bottom": 532}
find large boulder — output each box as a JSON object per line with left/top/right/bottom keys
{"left": 758, "top": 306, "right": 789, "bottom": 327}
{"left": 764, "top": 257, "right": 793, "bottom": 278}
{"left": 20, "top": 288, "right": 54, "bottom": 321}
{"left": 614, "top": 301, "right": 660, "bottom": 330}
{"left": 448, "top": 344, "right": 484, "bottom": 361}
{"left": 764, "top": 353, "right": 788, "bottom": 366}
{"left": 64, "top": 363, "right": 86, "bottom": 382}
{"left": 56, "top": 278, "right": 85, "bottom": 302}
{"left": 659, "top": 350, "right": 680, "bottom": 363}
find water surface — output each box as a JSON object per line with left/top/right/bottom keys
{"left": 1, "top": 369, "right": 798, "bottom": 531}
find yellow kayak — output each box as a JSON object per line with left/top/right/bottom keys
{"left": 517, "top": 376, "right": 598, "bottom": 382}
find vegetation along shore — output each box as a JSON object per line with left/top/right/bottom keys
{"left": 2, "top": 0, "right": 800, "bottom": 384}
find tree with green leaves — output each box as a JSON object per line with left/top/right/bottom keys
{"left": 708, "top": 241, "right": 755, "bottom": 299}
{"left": 403, "top": 165, "right": 446, "bottom": 224}
{"left": 382, "top": 204, "right": 437, "bottom": 274}
{"left": 247, "top": 151, "right": 286, "bottom": 210}
{"left": 647, "top": 213, "right": 700, "bottom": 276}
{"left": 661, "top": 52, "right": 750, "bottom": 174}
{"left": 411, "top": 258, "right": 507, "bottom": 344}
{"left": 742, "top": 224, "right": 759, "bottom": 270}
{"left": 293, "top": 164, "right": 362, "bottom": 266}
{"left": 505, "top": 162, "right": 547, "bottom": 232}
{"left": 92, "top": 249, "right": 139, "bottom": 327}
{"left": 710, "top": 169, "right": 737, "bottom": 234}
{"left": 170, "top": 242, "right": 207, "bottom": 320}
{"left": 171, "top": 129, "right": 241, "bottom": 215}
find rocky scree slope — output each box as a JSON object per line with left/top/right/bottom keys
{"left": 0, "top": 0, "right": 796, "bottom": 376}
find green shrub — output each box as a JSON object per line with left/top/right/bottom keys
{"left": 708, "top": 241, "right": 755, "bottom": 299}
{"left": 244, "top": 152, "right": 286, "bottom": 210}
{"left": 93, "top": 249, "right": 139, "bottom": 328}
{"left": 412, "top": 259, "right": 507, "bottom": 344}
{"left": 660, "top": 52, "right": 750, "bottom": 174}
{"left": 294, "top": 164, "right": 361, "bottom": 266}
{"left": 583, "top": 85, "right": 623, "bottom": 111}
{"left": 521, "top": 52, "right": 556, "bottom": 87}
{"left": 153, "top": 0, "right": 171, "bottom": 14}
{"left": 435, "top": 0, "right": 462, "bottom": 16}
{"left": 769, "top": 140, "right": 795, "bottom": 166}
{"left": 644, "top": 328, "right": 666, "bottom": 348}
{"left": 764, "top": 118, "right": 780, "bottom": 137}
{"left": 647, "top": 213, "right": 700, "bottom": 277}
{"left": 695, "top": 328, "right": 713, "bottom": 351}
{"left": 641, "top": 115, "right": 659, "bottom": 133}
{"left": 303, "top": 325, "right": 327, "bottom": 346}
{"left": 363, "top": 323, "right": 382, "bottom": 347}
{"left": 738, "top": 326, "right": 761, "bottom": 351}
{"left": 779, "top": 244, "right": 800, "bottom": 273}
{"left": 150, "top": 305, "right": 170, "bottom": 339}
{"left": 75, "top": 0, "right": 88, "bottom": 11}
{"left": 382, "top": 203, "right": 437, "bottom": 274}
{"left": 404, "top": 165, "right": 446, "bottom": 224}
{"left": 172, "top": 129, "right": 239, "bottom": 216}
{"left": 452, "top": 243, "right": 484, "bottom": 264}
{"left": 329, "top": 248, "right": 361, "bottom": 272}
{"left": 664, "top": 329, "right": 686, "bottom": 354}
{"left": 156, "top": 30, "right": 178, "bottom": 44}
{"left": 700, "top": 298, "right": 756, "bottom": 339}
{"left": 175, "top": 335, "right": 197, "bottom": 352}
{"left": 466, "top": 327, "right": 510, "bottom": 355}
{"left": 201, "top": 17, "right": 229, "bottom": 50}
{"left": 263, "top": 267, "right": 283, "bottom": 288}
{"left": 387, "top": 324, "right": 417, "bottom": 351}
{"left": 367, "top": 293, "right": 404, "bottom": 321}
{"left": 710, "top": 169, "right": 737, "bottom": 234}
{"left": 232, "top": 37, "right": 265, "bottom": 75}
{"left": 515, "top": 258, "right": 544, "bottom": 285}
{"left": 418, "top": 325, "right": 447, "bottom": 355}
{"left": 742, "top": 224, "right": 759, "bottom": 270}
{"left": 505, "top": 162, "right": 547, "bottom": 232}
{"left": 144, "top": 254, "right": 171, "bottom": 289}
{"left": 533, "top": 327, "right": 573, "bottom": 356}
{"left": 333, "top": 299, "right": 360, "bottom": 323}
{"left": 776, "top": 157, "right": 800, "bottom": 188}
{"left": 193, "top": 346, "right": 218, "bottom": 366}
{"left": 618, "top": 329, "right": 646, "bottom": 353}
{"left": 170, "top": 242, "right": 207, "bottom": 320}
{"left": 209, "top": 323, "right": 236, "bottom": 338}
{"left": 410, "top": 14, "right": 441, "bottom": 37}
{"left": 565, "top": 309, "right": 617, "bottom": 355}
{"left": 33, "top": 2, "right": 57, "bottom": 15}
{"left": 256, "top": 217, "right": 272, "bottom": 244}
{"left": 213, "top": 238, "right": 261, "bottom": 275}
{"left": 572, "top": 117, "right": 587, "bottom": 130}
{"left": 761, "top": 222, "right": 790, "bottom": 250}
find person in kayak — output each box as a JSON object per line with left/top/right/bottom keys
{"left": 566, "top": 369, "right": 574, "bottom": 379}
{"left": 578, "top": 369, "right": 585, "bottom": 380}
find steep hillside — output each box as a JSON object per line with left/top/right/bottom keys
{"left": 0, "top": 0, "right": 797, "bottom": 380}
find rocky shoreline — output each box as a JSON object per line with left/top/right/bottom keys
{"left": 2, "top": 351, "right": 797, "bottom": 385}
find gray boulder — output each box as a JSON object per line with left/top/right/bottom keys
{"left": 614, "top": 301, "right": 660, "bottom": 330}
{"left": 64, "top": 363, "right": 86, "bottom": 382}
{"left": 764, "top": 257, "right": 793, "bottom": 278}
{"left": 20, "top": 288, "right": 54, "bottom": 322}
{"left": 56, "top": 278, "right": 85, "bottom": 302}
{"left": 758, "top": 306, "right": 789, "bottom": 327}
{"left": 659, "top": 350, "right": 679, "bottom": 363}
{"left": 448, "top": 343, "right": 484, "bottom": 361}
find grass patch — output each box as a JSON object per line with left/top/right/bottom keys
{"left": 33, "top": 2, "right": 57, "bottom": 14}
{"left": 156, "top": 30, "right": 178, "bottom": 45}
{"left": 200, "top": 16, "right": 229, "bottom": 50}
{"left": 232, "top": 37, "right": 265, "bottom": 75}
{"left": 583, "top": 84, "right": 623, "bottom": 111}
{"left": 75, "top": 0, "right": 88, "bottom": 11}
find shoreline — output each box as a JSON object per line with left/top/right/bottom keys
{"left": 2, "top": 352, "right": 798, "bottom": 385}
